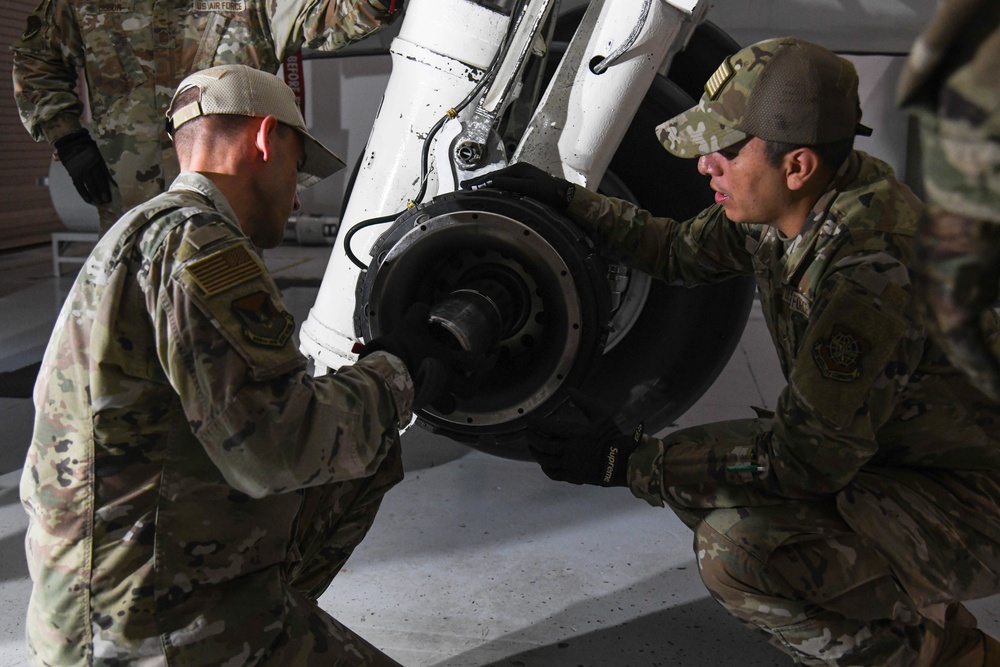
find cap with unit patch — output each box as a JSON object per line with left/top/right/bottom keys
{"left": 166, "top": 64, "right": 345, "bottom": 188}
{"left": 655, "top": 37, "right": 873, "bottom": 158}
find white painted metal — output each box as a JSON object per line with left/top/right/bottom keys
{"left": 513, "top": 0, "right": 707, "bottom": 186}
{"left": 300, "top": 0, "right": 711, "bottom": 373}
{"left": 479, "top": 0, "right": 558, "bottom": 117}
{"left": 299, "top": 0, "right": 510, "bottom": 373}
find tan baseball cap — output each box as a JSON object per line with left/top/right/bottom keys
{"left": 656, "top": 37, "right": 873, "bottom": 158}
{"left": 166, "top": 64, "right": 345, "bottom": 188}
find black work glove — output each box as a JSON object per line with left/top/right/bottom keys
{"left": 54, "top": 129, "right": 114, "bottom": 205}
{"left": 527, "top": 390, "right": 643, "bottom": 487}
{"left": 915, "top": 209, "right": 1000, "bottom": 400}
{"left": 361, "top": 302, "right": 481, "bottom": 411}
{"left": 461, "top": 162, "right": 576, "bottom": 212}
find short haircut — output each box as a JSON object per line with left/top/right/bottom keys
{"left": 762, "top": 136, "right": 855, "bottom": 170}
{"left": 761, "top": 101, "right": 863, "bottom": 169}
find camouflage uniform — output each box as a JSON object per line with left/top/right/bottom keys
{"left": 22, "top": 171, "right": 411, "bottom": 666}
{"left": 898, "top": 0, "right": 1000, "bottom": 225}
{"left": 565, "top": 150, "right": 1000, "bottom": 665}
{"left": 897, "top": 0, "right": 1000, "bottom": 400}
{"left": 12, "top": 0, "right": 396, "bottom": 232}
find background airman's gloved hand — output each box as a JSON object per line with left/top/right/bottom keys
{"left": 461, "top": 162, "right": 576, "bottom": 212}
{"left": 916, "top": 209, "right": 1000, "bottom": 400}
{"left": 361, "top": 302, "right": 482, "bottom": 411}
{"left": 54, "top": 129, "right": 114, "bottom": 206}
{"left": 527, "top": 390, "right": 643, "bottom": 487}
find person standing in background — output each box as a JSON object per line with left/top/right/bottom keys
{"left": 12, "top": 0, "right": 402, "bottom": 233}
{"left": 898, "top": 0, "right": 1000, "bottom": 401}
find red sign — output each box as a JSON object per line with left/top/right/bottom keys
{"left": 282, "top": 49, "right": 306, "bottom": 115}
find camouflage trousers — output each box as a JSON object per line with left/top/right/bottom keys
{"left": 96, "top": 143, "right": 180, "bottom": 236}
{"left": 251, "top": 443, "right": 405, "bottom": 667}
{"left": 655, "top": 420, "right": 1000, "bottom": 666}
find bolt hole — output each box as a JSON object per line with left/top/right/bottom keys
{"left": 589, "top": 55, "right": 607, "bottom": 74}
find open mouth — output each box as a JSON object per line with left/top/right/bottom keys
{"left": 714, "top": 191, "right": 729, "bottom": 204}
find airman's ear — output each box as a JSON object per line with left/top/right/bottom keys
{"left": 254, "top": 115, "right": 280, "bottom": 162}
{"left": 784, "top": 147, "right": 822, "bottom": 192}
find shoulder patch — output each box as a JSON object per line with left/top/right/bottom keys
{"left": 232, "top": 291, "right": 294, "bottom": 347}
{"left": 186, "top": 245, "right": 262, "bottom": 296}
{"left": 812, "top": 324, "right": 872, "bottom": 382}
{"left": 791, "top": 272, "right": 909, "bottom": 428}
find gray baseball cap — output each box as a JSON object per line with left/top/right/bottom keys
{"left": 656, "top": 37, "right": 872, "bottom": 158}
{"left": 167, "top": 64, "right": 345, "bottom": 188}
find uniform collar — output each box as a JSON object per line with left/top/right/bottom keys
{"left": 777, "top": 151, "right": 861, "bottom": 286}
{"left": 799, "top": 150, "right": 860, "bottom": 238}
{"left": 168, "top": 171, "right": 242, "bottom": 231}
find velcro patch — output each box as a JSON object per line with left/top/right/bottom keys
{"left": 790, "top": 273, "right": 908, "bottom": 429}
{"left": 812, "top": 324, "right": 872, "bottom": 382}
{"left": 232, "top": 291, "right": 294, "bottom": 347}
{"left": 186, "top": 245, "right": 262, "bottom": 296}
{"left": 705, "top": 57, "right": 735, "bottom": 100}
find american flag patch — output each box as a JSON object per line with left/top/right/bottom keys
{"left": 705, "top": 58, "right": 734, "bottom": 100}
{"left": 186, "top": 245, "right": 262, "bottom": 296}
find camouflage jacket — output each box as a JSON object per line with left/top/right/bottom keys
{"left": 12, "top": 0, "right": 394, "bottom": 212}
{"left": 896, "top": 0, "right": 1000, "bottom": 222}
{"left": 21, "top": 171, "right": 412, "bottom": 665}
{"left": 566, "top": 151, "right": 1000, "bottom": 510}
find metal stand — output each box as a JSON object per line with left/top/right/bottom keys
{"left": 51, "top": 232, "right": 98, "bottom": 277}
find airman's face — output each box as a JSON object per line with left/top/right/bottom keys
{"left": 696, "top": 137, "right": 791, "bottom": 228}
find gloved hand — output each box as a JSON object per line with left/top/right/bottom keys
{"left": 361, "top": 302, "right": 480, "bottom": 411}
{"left": 915, "top": 209, "right": 1000, "bottom": 400}
{"left": 527, "top": 390, "right": 643, "bottom": 487}
{"left": 461, "top": 162, "right": 576, "bottom": 212}
{"left": 54, "top": 129, "right": 114, "bottom": 205}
